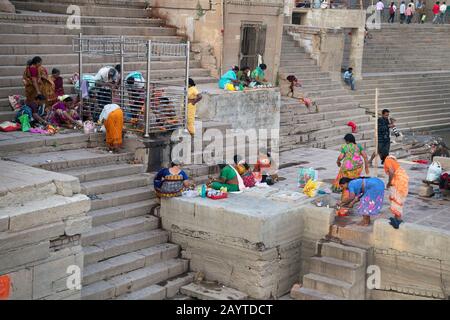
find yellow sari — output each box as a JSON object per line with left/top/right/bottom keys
{"left": 187, "top": 86, "right": 199, "bottom": 135}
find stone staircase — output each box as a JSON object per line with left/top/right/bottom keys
{"left": 363, "top": 24, "right": 450, "bottom": 74}
{"left": 0, "top": 0, "right": 216, "bottom": 122}
{"left": 279, "top": 33, "right": 375, "bottom": 152}
{"left": 291, "top": 241, "right": 367, "bottom": 300}
{"left": 354, "top": 24, "right": 450, "bottom": 134}
{"left": 0, "top": 132, "right": 209, "bottom": 300}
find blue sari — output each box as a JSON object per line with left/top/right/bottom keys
{"left": 218, "top": 70, "right": 237, "bottom": 89}
{"left": 348, "top": 178, "right": 385, "bottom": 216}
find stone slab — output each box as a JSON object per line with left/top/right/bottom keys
{"left": 181, "top": 282, "right": 248, "bottom": 300}
{"left": 0, "top": 241, "right": 49, "bottom": 274}
{"left": 7, "top": 268, "right": 33, "bottom": 300}
{"left": 65, "top": 216, "right": 92, "bottom": 236}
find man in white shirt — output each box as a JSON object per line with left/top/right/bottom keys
{"left": 440, "top": 2, "right": 447, "bottom": 23}
{"left": 93, "top": 65, "right": 121, "bottom": 119}
{"left": 399, "top": 1, "right": 406, "bottom": 23}
{"left": 376, "top": 0, "right": 385, "bottom": 21}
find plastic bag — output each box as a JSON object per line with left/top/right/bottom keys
{"left": 298, "top": 167, "right": 318, "bottom": 188}
{"left": 303, "top": 179, "right": 319, "bottom": 197}
{"left": 426, "top": 161, "right": 443, "bottom": 182}
{"left": 83, "top": 120, "right": 95, "bottom": 134}
{"left": 18, "top": 114, "right": 30, "bottom": 132}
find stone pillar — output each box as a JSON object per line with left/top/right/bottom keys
{"left": 348, "top": 27, "right": 365, "bottom": 80}
{"left": 0, "top": 0, "right": 15, "bottom": 13}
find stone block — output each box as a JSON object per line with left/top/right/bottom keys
{"left": 65, "top": 216, "right": 92, "bottom": 236}
{"left": 0, "top": 1, "right": 15, "bottom": 13}
{"left": 0, "top": 214, "right": 8, "bottom": 232}
{"left": 8, "top": 268, "right": 33, "bottom": 300}
{"left": 0, "top": 222, "right": 65, "bottom": 252}
{"left": 181, "top": 283, "right": 248, "bottom": 300}
{"left": 6, "top": 194, "right": 90, "bottom": 232}
{"left": 164, "top": 273, "right": 195, "bottom": 298}
{"left": 418, "top": 185, "right": 434, "bottom": 197}
{"left": 32, "top": 251, "right": 83, "bottom": 299}
{"left": 0, "top": 241, "right": 49, "bottom": 274}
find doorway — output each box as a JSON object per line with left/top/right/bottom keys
{"left": 239, "top": 22, "right": 267, "bottom": 70}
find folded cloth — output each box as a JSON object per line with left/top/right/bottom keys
{"left": 347, "top": 121, "right": 357, "bottom": 133}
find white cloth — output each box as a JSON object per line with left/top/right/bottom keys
{"left": 400, "top": 3, "right": 406, "bottom": 13}
{"left": 93, "top": 66, "right": 119, "bottom": 83}
{"left": 440, "top": 4, "right": 447, "bottom": 13}
{"left": 376, "top": 1, "right": 385, "bottom": 10}
{"left": 229, "top": 165, "right": 246, "bottom": 192}
{"left": 99, "top": 104, "right": 120, "bottom": 122}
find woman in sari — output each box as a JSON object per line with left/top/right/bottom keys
{"left": 154, "top": 161, "right": 190, "bottom": 198}
{"left": 99, "top": 104, "right": 124, "bottom": 153}
{"left": 23, "top": 56, "right": 55, "bottom": 107}
{"left": 332, "top": 134, "right": 370, "bottom": 192}
{"left": 187, "top": 78, "right": 202, "bottom": 135}
{"left": 338, "top": 177, "right": 385, "bottom": 226}
{"left": 383, "top": 155, "right": 409, "bottom": 229}
{"left": 209, "top": 158, "right": 245, "bottom": 192}
{"left": 48, "top": 95, "right": 81, "bottom": 129}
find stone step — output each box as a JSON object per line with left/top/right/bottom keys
{"left": 62, "top": 163, "right": 143, "bottom": 183}
{"left": 321, "top": 241, "right": 367, "bottom": 265}
{"left": 280, "top": 55, "right": 314, "bottom": 63}
{"left": 397, "top": 117, "right": 450, "bottom": 131}
{"left": 82, "top": 242, "right": 179, "bottom": 285}
{"left": 0, "top": 34, "right": 184, "bottom": 45}
{"left": 89, "top": 199, "right": 158, "bottom": 227}
{"left": 80, "top": 173, "right": 152, "bottom": 195}
{"left": 279, "top": 70, "right": 331, "bottom": 80}
{"left": 280, "top": 61, "right": 318, "bottom": 69}
{"left": 0, "top": 132, "right": 99, "bottom": 157}
{"left": 309, "top": 256, "right": 363, "bottom": 284}
{"left": 0, "top": 110, "right": 15, "bottom": 122}
{"left": 302, "top": 273, "right": 353, "bottom": 299}
{"left": 162, "top": 273, "right": 196, "bottom": 299}
{"left": 0, "top": 63, "right": 209, "bottom": 79}
{"left": 12, "top": 1, "right": 149, "bottom": 18}
{"left": 0, "top": 12, "right": 163, "bottom": 27}
{"left": 12, "top": 0, "right": 148, "bottom": 9}
{"left": 364, "top": 66, "right": 450, "bottom": 73}
{"left": 81, "top": 215, "right": 160, "bottom": 247}
{"left": 90, "top": 186, "right": 155, "bottom": 211}
{"left": 4, "top": 149, "right": 134, "bottom": 171}
{"left": 83, "top": 229, "right": 169, "bottom": 265}
{"left": 290, "top": 286, "right": 340, "bottom": 300}
{"left": 356, "top": 82, "right": 450, "bottom": 93}
{"left": 355, "top": 90, "right": 450, "bottom": 103}
{"left": 82, "top": 258, "right": 188, "bottom": 300}
{"left": 180, "top": 282, "right": 248, "bottom": 300}
{"left": 0, "top": 22, "right": 177, "bottom": 37}
{"left": 359, "top": 96, "right": 450, "bottom": 108}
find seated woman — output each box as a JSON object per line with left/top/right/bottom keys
{"left": 154, "top": 161, "right": 191, "bottom": 198}
{"left": 338, "top": 177, "right": 385, "bottom": 226}
{"left": 218, "top": 66, "right": 240, "bottom": 90}
{"left": 253, "top": 149, "right": 278, "bottom": 185}
{"left": 209, "top": 160, "right": 245, "bottom": 192}
{"left": 98, "top": 103, "right": 124, "bottom": 153}
{"left": 48, "top": 95, "right": 81, "bottom": 129}
{"left": 234, "top": 155, "right": 256, "bottom": 188}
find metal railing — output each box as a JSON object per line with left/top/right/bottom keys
{"left": 72, "top": 35, "right": 190, "bottom": 137}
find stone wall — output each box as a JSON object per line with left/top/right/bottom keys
{"left": 151, "top": 0, "right": 284, "bottom": 82}
{"left": 0, "top": 161, "right": 91, "bottom": 300}
{"left": 291, "top": 8, "right": 366, "bottom": 79}
{"left": 197, "top": 88, "right": 281, "bottom": 132}
{"left": 160, "top": 188, "right": 334, "bottom": 299}
{"left": 284, "top": 24, "right": 345, "bottom": 81}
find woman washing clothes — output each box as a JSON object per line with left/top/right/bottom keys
{"left": 48, "top": 95, "right": 81, "bottom": 129}
{"left": 332, "top": 134, "right": 370, "bottom": 192}
{"left": 383, "top": 155, "right": 409, "bottom": 229}
{"left": 98, "top": 104, "right": 124, "bottom": 153}
{"left": 338, "top": 177, "right": 385, "bottom": 226}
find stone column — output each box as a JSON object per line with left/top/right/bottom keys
{"left": 0, "top": 0, "right": 15, "bottom": 13}
{"left": 348, "top": 27, "right": 365, "bottom": 80}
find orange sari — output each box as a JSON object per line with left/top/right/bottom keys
{"left": 105, "top": 108, "right": 124, "bottom": 149}
{"left": 384, "top": 156, "right": 409, "bottom": 218}
{"left": 23, "top": 65, "right": 55, "bottom": 106}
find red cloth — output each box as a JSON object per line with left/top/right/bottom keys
{"left": 29, "top": 66, "right": 38, "bottom": 78}
{"left": 412, "top": 160, "right": 429, "bottom": 165}
{"left": 53, "top": 76, "right": 65, "bottom": 96}
{"left": 433, "top": 4, "right": 440, "bottom": 14}
{"left": 347, "top": 121, "right": 357, "bottom": 133}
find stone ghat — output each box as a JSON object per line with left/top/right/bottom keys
{"left": 161, "top": 187, "right": 334, "bottom": 299}
{"left": 0, "top": 160, "right": 91, "bottom": 299}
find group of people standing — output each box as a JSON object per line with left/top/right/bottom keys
{"left": 384, "top": 0, "right": 428, "bottom": 24}
{"left": 332, "top": 109, "right": 409, "bottom": 230}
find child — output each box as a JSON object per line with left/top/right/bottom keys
{"left": 286, "top": 75, "right": 302, "bottom": 97}
{"left": 52, "top": 68, "right": 65, "bottom": 98}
